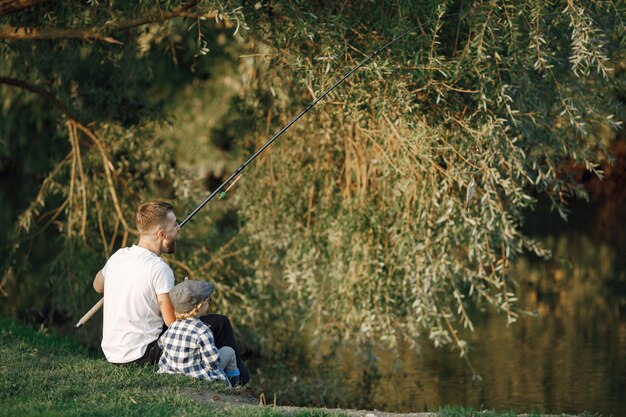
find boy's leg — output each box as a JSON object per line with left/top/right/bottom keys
{"left": 218, "top": 346, "right": 240, "bottom": 386}
{"left": 199, "top": 314, "right": 250, "bottom": 385}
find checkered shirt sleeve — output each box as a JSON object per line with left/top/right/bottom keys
{"left": 157, "top": 318, "right": 228, "bottom": 383}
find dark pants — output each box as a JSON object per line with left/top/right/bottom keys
{"left": 112, "top": 326, "right": 166, "bottom": 367}
{"left": 115, "top": 314, "right": 249, "bottom": 385}
{"left": 199, "top": 314, "right": 250, "bottom": 386}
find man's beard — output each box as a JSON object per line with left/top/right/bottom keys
{"left": 162, "top": 240, "right": 176, "bottom": 254}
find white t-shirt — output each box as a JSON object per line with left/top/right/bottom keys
{"left": 101, "top": 245, "right": 175, "bottom": 363}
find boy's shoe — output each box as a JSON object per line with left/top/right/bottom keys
{"left": 229, "top": 375, "right": 240, "bottom": 387}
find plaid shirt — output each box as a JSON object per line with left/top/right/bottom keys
{"left": 157, "top": 318, "right": 228, "bottom": 383}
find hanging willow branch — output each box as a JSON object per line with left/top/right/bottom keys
{"left": 0, "top": 77, "right": 131, "bottom": 247}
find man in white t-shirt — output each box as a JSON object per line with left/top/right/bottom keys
{"left": 92, "top": 201, "right": 250, "bottom": 384}
{"left": 93, "top": 201, "right": 178, "bottom": 365}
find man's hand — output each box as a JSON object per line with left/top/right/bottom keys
{"left": 93, "top": 270, "right": 104, "bottom": 294}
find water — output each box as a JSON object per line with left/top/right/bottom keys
{"left": 250, "top": 233, "right": 626, "bottom": 416}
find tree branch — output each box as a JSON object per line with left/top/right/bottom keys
{"left": 0, "top": 27, "right": 123, "bottom": 45}
{"left": 0, "top": 76, "right": 76, "bottom": 119}
{"left": 0, "top": 0, "right": 49, "bottom": 17}
{"left": 0, "top": 0, "right": 204, "bottom": 44}
{"left": 110, "top": 0, "right": 199, "bottom": 32}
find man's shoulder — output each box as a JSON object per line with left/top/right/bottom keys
{"left": 105, "top": 246, "right": 135, "bottom": 268}
{"left": 106, "top": 246, "right": 171, "bottom": 277}
{"left": 109, "top": 245, "right": 148, "bottom": 261}
{"left": 109, "top": 246, "right": 132, "bottom": 259}
{"left": 113, "top": 246, "right": 169, "bottom": 268}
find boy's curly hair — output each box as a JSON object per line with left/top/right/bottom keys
{"left": 174, "top": 300, "right": 207, "bottom": 321}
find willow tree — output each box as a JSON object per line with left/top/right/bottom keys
{"left": 1, "top": 0, "right": 624, "bottom": 364}
{"left": 224, "top": 0, "right": 625, "bottom": 361}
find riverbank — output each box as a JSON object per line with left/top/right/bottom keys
{"left": 0, "top": 316, "right": 592, "bottom": 417}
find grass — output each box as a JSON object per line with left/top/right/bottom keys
{"left": 0, "top": 316, "right": 586, "bottom": 417}
{"left": 0, "top": 316, "right": 336, "bottom": 417}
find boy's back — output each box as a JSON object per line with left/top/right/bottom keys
{"left": 158, "top": 317, "right": 228, "bottom": 383}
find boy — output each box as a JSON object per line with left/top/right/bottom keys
{"left": 157, "top": 279, "right": 241, "bottom": 386}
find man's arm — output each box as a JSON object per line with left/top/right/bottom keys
{"left": 157, "top": 292, "right": 176, "bottom": 327}
{"left": 93, "top": 270, "right": 104, "bottom": 294}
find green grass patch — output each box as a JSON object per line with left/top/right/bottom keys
{"left": 0, "top": 316, "right": 341, "bottom": 417}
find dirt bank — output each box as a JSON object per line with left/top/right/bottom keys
{"left": 181, "top": 386, "right": 579, "bottom": 417}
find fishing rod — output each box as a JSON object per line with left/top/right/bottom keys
{"left": 75, "top": 17, "right": 449, "bottom": 328}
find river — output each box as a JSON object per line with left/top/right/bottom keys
{"left": 249, "top": 232, "right": 626, "bottom": 416}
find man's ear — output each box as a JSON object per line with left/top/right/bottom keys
{"left": 156, "top": 228, "right": 165, "bottom": 240}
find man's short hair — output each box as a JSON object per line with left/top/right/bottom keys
{"left": 136, "top": 201, "right": 174, "bottom": 234}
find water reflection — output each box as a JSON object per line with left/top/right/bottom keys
{"left": 251, "top": 234, "right": 626, "bottom": 416}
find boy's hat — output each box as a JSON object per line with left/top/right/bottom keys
{"left": 169, "top": 279, "right": 215, "bottom": 312}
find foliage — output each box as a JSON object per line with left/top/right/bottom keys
{"left": 0, "top": 0, "right": 246, "bottom": 324}
{"left": 227, "top": 0, "right": 626, "bottom": 362}
{"left": 1, "top": 0, "right": 625, "bottom": 369}
{"left": 250, "top": 229, "right": 626, "bottom": 413}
